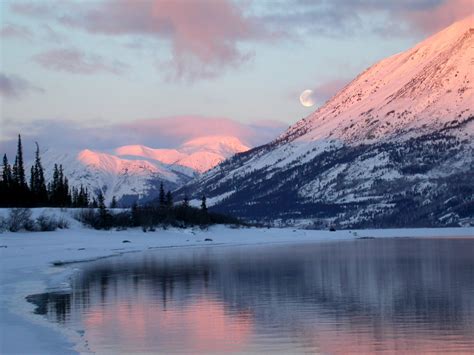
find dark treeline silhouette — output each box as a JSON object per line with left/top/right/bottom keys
{"left": 1, "top": 135, "right": 245, "bottom": 230}
{"left": 78, "top": 182, "right": 245, "bottom": 230}
{"left": 0, "top": 134, "right": 90, "bottom": 208}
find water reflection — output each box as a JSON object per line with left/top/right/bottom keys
{"left": 30, "top": 238, "right": 474, "bottom": 353}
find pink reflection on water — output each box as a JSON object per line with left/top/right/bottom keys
{"left": 83, "top": 296, "right": 254, "bottom": 353}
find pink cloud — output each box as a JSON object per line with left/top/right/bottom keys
{"left": 118, "top": 116, "right": 285, "bottom": 147}
{"left": 33, "top": 48, "right": 129, "bottom": 75}
{"left": 403, "top": 0, "right": 474, "bottom": 34}
{"left": 16, "top": 0, "right": 270, "bottom": 81}
{"left": 0, "top": 23, "right": 33, "bottom": 40}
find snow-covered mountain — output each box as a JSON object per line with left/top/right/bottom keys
{"left": 182, "top": 16, "right": 474, "bottom": 228}
{"left": 40, "top": 136, "right": 250, "bottom": 205}
{"left": 115, "top": 136, "right": 249, "bottom": 173}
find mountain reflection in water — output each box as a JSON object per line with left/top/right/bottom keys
{"left": 30, "top": 238, "right": 474, "bottom": 354}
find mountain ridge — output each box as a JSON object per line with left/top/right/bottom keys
{"left": 181, "top": 16, "right": 474, "bottom": 228}
{"left": 37, "top": 135, "right": 250, "bottom": 205}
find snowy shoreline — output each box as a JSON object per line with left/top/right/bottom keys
{"left": 1, "top": 210, "right": 473, "bottom": 354}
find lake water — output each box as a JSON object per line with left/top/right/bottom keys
{"left": 30, "top": 238, "right": 474, "bottom": 354}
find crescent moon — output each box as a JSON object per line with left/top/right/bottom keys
{"left": 299, "top": 89, "right": 315, "bottom": 107}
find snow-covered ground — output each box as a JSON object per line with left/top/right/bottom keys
{"left": 0, "top": 208, "right": 473, "bottom": 354}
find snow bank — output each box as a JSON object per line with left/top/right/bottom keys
{"left": 0, "top": 208, "right": 473, "bottom": 354}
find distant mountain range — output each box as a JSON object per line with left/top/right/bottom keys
{"left": 182, "top": 16, "right": 474, "bottom": 228}
{"left": 40, "top": 136, "right": 249, "bottom": 205}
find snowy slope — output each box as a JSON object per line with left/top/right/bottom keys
{"left": 183, "top": 16, "right": 474, "bottom": 228}
{"left": 39, "top": 136, "right": 250, "bottom": 205}
{"left": 116, "top": 136, "right": 249, "bottom": 173}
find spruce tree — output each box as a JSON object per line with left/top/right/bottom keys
{"left": 182, "top": 193, "right": 189, "bottom": 208}
{"left": 159, "top": 182, "right": 166, "bottom": 208}
{"left": 2, "top": 154, "right": 12, "bottom": 186}
{"left": 30, "top": 142, "right": 47, "bottom": 206}
{"left": 199, "top": 195, "right": 209, "bottom": 226}
{"left": 91, "top": 197, "right": 98, "bottom": 208}
{"left": 50, "top": 164, "right": 60, "bottom": 205}
{"left": 72, "top": 186, "right": 79, "bottom": 207}
{"left": 131, "top": 202, "right": 140, "bottom": 226}
{"left": 13, "top": 134, "right": 27, "bottom": 188}
{"left": 166, "top": 191, "right": 173, "bottom": 209}
{"left": 201, "top": 195, "right": 207, "bottom": 213}
{"left": 63, "top": 175, "right": 71, "bottom": 206}
{"left": 29, "top": 165, "right": 35, "bottom": 198}
{"left": 0, "top": 154, "right": 12, "bottom": 206}
{"left": 97, "top": 191, "right": 110, "bottom": 229}
{"left": 12, "top": 134, "right": 29, "bottom": 205}
{"left": 110, "top": 196, "right": 117, "bottom": 208}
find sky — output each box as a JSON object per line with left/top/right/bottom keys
{"left": 0, "top": 0, "right": 472, "bottom": 156}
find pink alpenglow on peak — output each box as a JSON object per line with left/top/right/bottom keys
{"left": 37, "top": 135, "right": 251, "bottom": 205}
{"left": 115, "top": 135, "right": 250, "bottom": 173}
{"left": 77, "top": 149, "right": 170, "bottom": 176}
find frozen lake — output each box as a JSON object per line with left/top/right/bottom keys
{"left": 29, "top": 237, "right": 474, "bottom": 353}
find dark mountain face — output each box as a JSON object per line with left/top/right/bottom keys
{"left": 183, "top": 117, "right": 473, "bottom": 228}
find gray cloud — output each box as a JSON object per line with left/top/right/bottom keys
{"left": 260, "top": 0, "right": 472, "bottom": 36}
{"left": 0, "top": 23, "right": 33, "bottom": 40}
{"left": 33, "top": 48, "right": 129, "bottom": 75}
{"left": 0, "top": 73, "right": 44, "bottom": 99}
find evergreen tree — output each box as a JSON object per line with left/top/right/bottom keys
{"left": 80, "top": 186, "right": 89, "bottom": 207}
{"left": 50, "top": 164, "right": 60, "bottom": 205}
{"left": 58, "top": 165, "right": 65, "bottom": 205}
{"left": 63, "top": 175, "right": 72, "bottom": 206}
{"left": 97, "top": 192, "right": 105, "bottom": 208}
{"left": 165, "top": 191, "right": 173, "bottom": 209}
{"left": 159, "top": 182, "right": 166, "bottom": 208}
{"left": 200, "top": 195, "right": 207, "bottom": 213}
{"left": 12, "top": 134, "right": 29, "bottom": 205}
{"left": 2, "top": 154, "right": 12, "bottom": 186}
{"left": 131, "top": 202, "right": 140, "bottom": 226}
{"left": 199, "top": 195, "right": 210, "bottom": 226}
{"left": 182, "top": 193, "right": 190, "bottom": 208}
{"left": 97, "top": 191, "right": 110, "bottom": 229}
{"left": 13, "top": 134, "right": 27, "bottom": 188}
{"left": 110, "top": 196, "right": 117, "bottom": 208}
{"left": 0, "top": 154, "right": 13, "bottom": 206}
{"left": 30, "top": 142, "right": 48, "bottom": 206}
{"left": 29, "top": 165, "right": 35, "bottom": 198}
{"left": 72, "top": 186, "right": 79, "bottom": 207}
{"left": 91, "top": 197, "right": 98, "bottom": 208}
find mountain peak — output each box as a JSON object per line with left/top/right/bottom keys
{"left": 183, "top": 18, "right": 474, "bottom": 228}
{"left": 180, "top": 135, "right": 250, "bottom": 155}
{"left": 281, "top": 15, "right": 473, "bottom": 145}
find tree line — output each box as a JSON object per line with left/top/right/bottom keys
{"left": 1, "top": 135, "right": 245, "bottom": 230}
{"left": 0, "top": 135, "right": 94, "bottom": 207}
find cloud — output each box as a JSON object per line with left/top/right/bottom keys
{"left": 0, "top": 23, "right": 33, "bottom": 40}
{"left": 258, "top": 0, "right": 472, "bottom": 37}
{"left": 12, "top": 0, "right": 271, "bottom": 81}
{"left": 403, "top": 0, "right": 474, "bottom": 33}
{"left": 310, "top": 78, "right": 350, "bottom": 104}
{"left": 11, "top": 0, "right": 471, "bottom": 82}
{"left": 0, "top": 73, "right": 44, "bottom": 99}
{"left": 33, "top": 48, "right": 129, "bottom": 75}
{"left": 0, "top": 116, "right": 287, "bottom": 159}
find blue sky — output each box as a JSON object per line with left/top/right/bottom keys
{"left": 0, "top": 0, "right": 471, "bottom": 154}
